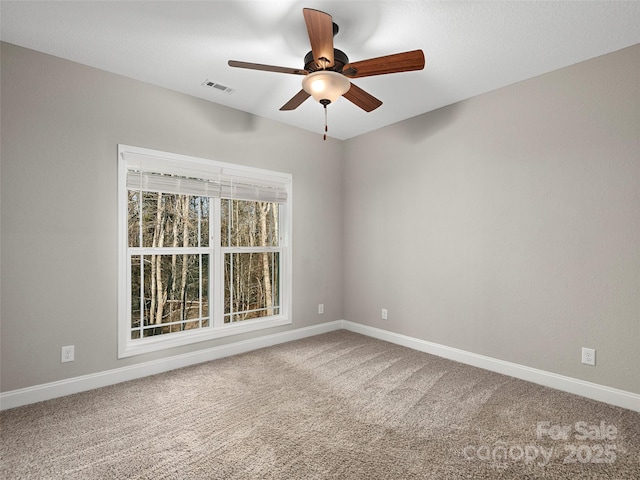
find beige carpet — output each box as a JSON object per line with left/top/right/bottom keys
{"left": 1, "top": 330, "right": 639, "bottom": 479}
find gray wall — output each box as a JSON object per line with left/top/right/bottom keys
{"left": 2, "top": 42, "right": 639, "bottom": 396}
{"left": 1, "top": 43, "right": 344, "bottom": 392}
{"left": 343, "top": 44, "right": 640, "bottom": 394}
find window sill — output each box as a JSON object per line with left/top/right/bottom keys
{"left": 118, "top": 316, "right": 291, "bottom": 358}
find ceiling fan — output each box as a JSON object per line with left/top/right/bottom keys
{"left": 228, "top": 8, "right": 425, "bottom": 138}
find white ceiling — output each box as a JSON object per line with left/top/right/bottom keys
{"left": 2, "top": 1, "right": 639, "bottom": 140}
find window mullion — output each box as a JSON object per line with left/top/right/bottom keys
{"left": 137, "top": 254, "right": 143, "bottom": 339}
{"left": 129, "top": 247, "right": 209, "bottom": 255}
{"left": 221, "top": 246, "right": 282, "bottom": 253}
{"left": 212, "top": 198, "right": 223, "bottom": 328}
{"left": 137, "top": 191, "right": 143, "bottom": 339}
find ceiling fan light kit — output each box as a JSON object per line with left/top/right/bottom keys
{"left": 302, "top": 71, "right": 350, "bottom": 104}
{"left": 228, "top": 7, "right": 425, "bottom": 139}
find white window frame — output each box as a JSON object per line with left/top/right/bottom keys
{"left": 117, "top": 145, "right": 292, "bottom": 358}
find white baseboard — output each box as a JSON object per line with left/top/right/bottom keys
{"left": 341, "top": 320, "right": 640, "bottom": 413}
{"left": 2, "top": 319, "right": 638, "bottom": 413}
{"left": 0, "top": 321, "right": 343, "bottom": 411}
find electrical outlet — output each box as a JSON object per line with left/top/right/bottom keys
{"left": 318, "top": 303, "right": 324, "bottom": 314}
{"left": 61, "top": 345, "right": 75, "bottom": 363}
{"left": 581, "top": 347, "right": 596, "bottom": 366}
{"left": 381, "top": 308, "right": 388, "bottom": 320}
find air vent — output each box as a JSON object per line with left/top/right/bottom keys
{"left": 201, "top": 79, "right": 234, "bottom": 94}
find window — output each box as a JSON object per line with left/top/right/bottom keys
{"left": 118, "top": 145, "right": 291, "bottom": 358}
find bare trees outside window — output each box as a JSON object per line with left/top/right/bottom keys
{"left": 222, "top": 200, "right": 280, "bottom": 323}
{"left": 128, "top": 192, "right": 210, "bottom": 339}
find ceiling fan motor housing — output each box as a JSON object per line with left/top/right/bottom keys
{"left": 304, "top": 48, "right": 349, "bottom": 73}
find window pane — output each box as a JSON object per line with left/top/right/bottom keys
{"left": 128, "top": 191, "right": 140, "bottom": 247}
{"left": 224, "top": 252, "right": 279, "bottom": 323}
{"left": 221, "top": 200, "right": 278, "bottom": 247}
{"left": 131, "top": 253, "right": 209, "bottom": 337}
{"left": 131, "top": 255, "right": 141, "bottom": 334}
{"left": 197, "top": 197, "right": 210, "bottom": 247}
{"left": 133, "top": 191, "right": 209, "bottom": 248}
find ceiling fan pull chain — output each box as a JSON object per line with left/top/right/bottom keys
{"left": 324, "top": 104, "right": 328, "bottom": 141}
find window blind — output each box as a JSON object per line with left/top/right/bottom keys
{"left": 121, "top": 149, "right": 288, "bottom": 203}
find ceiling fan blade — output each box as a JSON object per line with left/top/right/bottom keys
{"left": 342, "top": 50, "right": 425, "bottom": 78}
{"left": 343, "top": 83, "right": 383, "bottom": 112}
{"left": 228, "top": 60, "right": 307, "bottom": 75}
{"left": 280, "top": 90, "right": 311, "bottom": 111}
{"left": 303, "top": 8, "right": 334, "bottom": 68}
